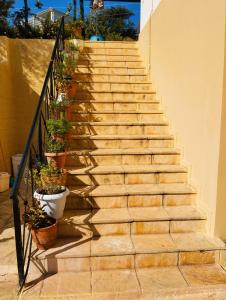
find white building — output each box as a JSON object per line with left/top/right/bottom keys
{"left": 28, "top": 7, "right": 73, "bottom": 28}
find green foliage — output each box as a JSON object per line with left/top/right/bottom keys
{"left": 85, "top": 7, "right": 137, "bottom": 41}
{"left": 46, "top": 139, "right": 65, "bottom": 153}
{"left": 0, "top": 0, "right": 14, "bottom": 35}
{"left": 40, "top": 164, "right": 64, "bottom": 177}
{"left": 24, "top": 201, "right": 55, "bottom": 229}
{"left": 47, "top": 119, "right": 72, "bottom": 136}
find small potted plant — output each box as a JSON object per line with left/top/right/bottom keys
{"left": 24, "top": 201, "right": 57, "bottom": 250}
{"left": 47, "top": 118, "right": 72, "bottom": 142}
{"left": 55, "top": 43, "right": 79, "bottom": 98}
{"left": 45, "top": 138, "right": 66, "bottom": 168}
{"left": 70, "top": 20, "right": 85, "bottom": 39}
{"left": 34, "top": 183, "right": 69, "bottom": 220}
{"left": 40, "top": 164, "right": 67, "bottom": 187}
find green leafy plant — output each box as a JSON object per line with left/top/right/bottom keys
{"left": 46, "top": 139, "right": 65, "bottom": 153}
{"left": 40, "top": 164, "right": 64, "bottom": 177}
{"left": 24, "top": 201, "right": 55, "bottom": 229}
{"left": 47, "top": 119, "right": 72, "bottom": 136}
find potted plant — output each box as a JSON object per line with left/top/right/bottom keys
{"left": 47, "top": 118, "right": 72, "bottom": 142}
{"left": 40, "top": 164, "right": 67, "bottom": 187}
{"left": 24, "top": 201, "right": 57, "bottom": 250}
{"left": 34, "top": 183, "right": 69, "bottom": 220}
{"left": 55, "top": 43, "right": 79, "bottom": 98}
{"left": 45, "top": 138, "right": 66, "bottom": 168}
{"left": 70, "top": 20, "right": 85, "bottom": 39}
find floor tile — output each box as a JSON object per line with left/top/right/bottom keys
{"left": 132, "top": 234, "right": 177, "bottom": 253}
{"left": 180, "top": 264, "right": 226, "bottom": 286}
{"left": 91, "top": 269, "right": 140, "bottom": 294}
{"left": 137, "top": 267, "right": 188, "bottom": 292}
{"left": 129, "top": 207, "right": 168, "bottom": 221}
{"left": 171, "top": 233, "right": 218, "bottom": 251}
{"left": 91, "top": 236, "right": 135, "bottom": 256}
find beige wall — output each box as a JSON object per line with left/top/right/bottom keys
{"left": 0, "top": 37, "right": 53, "bottom": 173}
{"left": 139, "top": 0, "right": 226, "bottom": 236}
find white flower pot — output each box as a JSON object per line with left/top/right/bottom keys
{"left": 34, "top": 188, "right": 70, "bottom": 219}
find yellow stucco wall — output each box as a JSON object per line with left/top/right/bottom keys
{"left": 0, "top": 37, "right": 53, "bottom": 173}
{"left": 139, "top": 0, "right": 226, "bottom": 237}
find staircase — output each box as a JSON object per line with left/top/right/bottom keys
{"left": 28, "top": 41, "right": 226, "bottom": 298}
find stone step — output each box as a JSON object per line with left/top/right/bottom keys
{"left": 66, "top": 165, "right": 187, "bottom": 186}
{"left": 79, "top": 54, "right": 141, "bottom": 62}
{"left": 30, "top": 233, "right": 224, "bottom": 274}
{"left": 83, "top": 41, "right": 138, "bottom": 50}
{"left": 25, "top": 265, "right": 226, "bottom": 298}
{"left": 58, "top": 207, "right": 206, "bottom": 238}
{"left": 71, "top": 121, "right": 169, "bottom": 135}
{"left": 77, "top": 60, "right": 143, "bottom": 68}
{"left": 76, "top": 91, "right": 156, "bottom": 101}
{"left": 66, "top": 148, "right": 180, "bottom": 167}
{"left": 73, "top": 101, "right": 160, "bottom": 112}
{"left": 66, "top": 183, "right": 196, "bottom": 210}
{"left": 74, "top": 73, "right": 149, "bottom": 83}
{"left": 70, "top": 134, "right": 173, "bottom": 149}
{"left": 75, "top": 66, "right": 146, "bottom": 75}
{"left": 71, "top": 111, "right": 164, "bottom": 122}
{"left": 76, "top": 82, "right": 153, "bottom": 93}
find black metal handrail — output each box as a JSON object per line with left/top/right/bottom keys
{"left": 10, "top": 17, "right": 65, "bottom": 289}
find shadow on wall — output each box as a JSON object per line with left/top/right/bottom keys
{"left": 0, "top": 37, "right": 54, "bottom": 173}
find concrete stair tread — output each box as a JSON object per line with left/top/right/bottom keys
{"left": 66, "top": 165, "right": 187, "bottom": 175}
{"left": 77, "top": 90, "right": 156, "bottom": 94}
{"left": 75, "top": 99, "right": 155, "bottom": 103}
{"left": 67, "top": 147, "right": 180, "bottom": 156}
{"left": 73, "top": 110, "right": 162, "bottom": 114}
{"left": 72, "top": 121, "right": 168, "bottom": 125}
{"left": 68, "top": 183, "right": 196, "bottom": 197}
{"left": 71, "top": 134, "right": 173, "bottom": 140}
{"left": 34, "top": 233, "right": 224, "bottom": 259}
{"left": 60, "top": 206, "right": 205, "bottom": 225}
{"left": 25, "top": 267, "right": 226, "bottom": 298}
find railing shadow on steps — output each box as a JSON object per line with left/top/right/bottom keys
{"left": 10, "top": 17, "right": 65, "bottom": 291}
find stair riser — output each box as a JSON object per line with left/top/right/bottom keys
{"left": 30, "top": 250, "right": 219, "bottom": 275}
{"left": 72, "top": 113, "right": 164, "bottom": 123}
{"left": 67, "top": 172, "right": 187, "bottom": 186}
{"left": 73, "top": 102, "right": 159, "bottom": 111}
{"left": 76, "top": 67, "right": 146, "bottom": 75}
{"left": 76, "top": 92, "right": 156, "bottom": 101}
{"left": 77, "top": 61, "right": 143, "bottom": 68}
{"left": 79, "top": 55, "right": 141, "bottom": 62}
{"left": 65, "top": 194, "right": 196, "bottom": 210}
{"left": 77, "top": 83, "right": 153, "bottom": 92}
{"left": 70, "top": 139, "right": 174, "bottom": 150}
{"left": 72, "top": 125, "right": 169, "bottom": 135}
{"left": 74, "top": 74, "right": 149, "bottom": 83}
{"left": 84, "top": 43, "right": 138, "bottom": 50}
{"left": 66, "top": 154, "right": 180, "bottom": 167}
{"left": 58, "top": 220, "right": 205, "bottom": 238}
{"left": 83, "top": 47, "right": 138, "bottom": 54}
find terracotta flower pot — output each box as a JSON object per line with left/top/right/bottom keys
{"left": 45, "top": 152, "right": 66, "bottom": 168}
{"left": 31, "top": 220, "right": 57, "bottom": 250}
{"left": 73, "top": 27, "right": 82, "bottom": 39}
{"left": 66, "top": 83, "right": 77, "bottom": 98}
{"left": 41, "top": 171, "right": 67, "bottom": 187}
{"left": 65, "top": 105, "right": 73, "bottom": 121}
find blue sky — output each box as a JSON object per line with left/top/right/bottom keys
{"left": 13, "top": 1, "right": 140, "bottom": 28}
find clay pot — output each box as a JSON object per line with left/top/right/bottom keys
{"left": 65, "top": 105, "right": 73, "bottom": 121}
{"left": 66, "top": 83, "right": 77, "bottom": 98}
{"left": 73, "top": 27, "right": 82, "bottom": 39}
{"left": 31, "top": 220, "right": 57, "bottom": 250}
{"left": 45, "top": 152, "right": 66, "bottom": 168}
{"left": 41, "top": 171, "right": 67, "bottom": 187}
